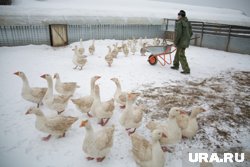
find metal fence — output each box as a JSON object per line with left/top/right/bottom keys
{"left": 67, "top": 24, "right": 163, "bottom": 43}
{"left": 1, "top": 21, "right": 250, "bottom": 55}
{"left": 0, "top": 25, "right": 50, "bottom": 46}
{"left": 164, "top": 19, "right": 250, "bottom": 54}
{"left": 0, "top": 24, "right": 164, "bottom": 46}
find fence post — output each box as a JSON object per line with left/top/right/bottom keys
{"left": 200, "top": 22, "right": 204, "bottom": 47}
{"left": 226, "top": 25, "right": 232, "bottom": 52}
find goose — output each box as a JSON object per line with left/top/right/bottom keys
{"left": 153, "top": 38, "right": 161, "bottom": 46}
{"left": 80, "top": 120, "right": 115, "bottom": 162}
{"left": 88, "top": 40, "right": 95, "bottom": 55}
{"left": 146, "top": 107, "right": 182, "bottom": 152}
{"left": 71, "top": 76, "right": 101, "bottom": 117}
{"left": 111, "top": 44, "right": 119, "bottom": 58}
{"left": 176, "top": 110, "right": 189, "bottom": 130}
{"left": 117, "top": 44, "right": 123, "bottom": 52}
{"left": 78, "top": 38, "right": 85, "bottom": 55}
{"left": 72, "top": 45, "right": 87, "bottom": 70}
{"left": 54, "top": 73, "right": 79, "bottom": 96}
{"left": 14, "top": 71, "right": 47, "bottom": 108}
{"left": 26, "top": 107, "right": 78, "bottom": 141}
{"left": 105, "top": 46, "right": 113, "bottom": 67}
{"left": 139, "top": 37, "right": 143, "bottom": 48}
{"left": 122, "top": 43, "right": 129, "bottom": 57}
{"left": 140, "top": 42, "right": 147, "bottom": 56}
{"left": 130, "top": 42, "right": 137, "bottom": 55}
{"left": 131, "top": 129, "right": 166, "bottom": 167}
{"left": 181, "top": 107, "right": 206, "bottom": 139}
{"left": 127, "top": 39, "right": 132, "bottom": 49}
{"left": 120, "top": 93, "right": 143, "bottom": 135}
{"left": 110, "top": 77, "right": 127, "bottom": 109}
{"left": 132, "top": 37, "right": 138, "bottom": 46}
{"left": 90, "top": 85, "right": 115, "bottom": 126}
{"left": 156, "top": 38, "right": 161, "bottom": 45}
{"left": 40, "top": 74, "right": 72, "bottom": 114}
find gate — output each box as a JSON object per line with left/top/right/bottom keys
{"left": 49, "top": 24, "right": 68, "bottom": 46}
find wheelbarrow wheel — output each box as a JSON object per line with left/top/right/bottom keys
{"left": 148, "top": 55, "right": 158, "bottom": 65}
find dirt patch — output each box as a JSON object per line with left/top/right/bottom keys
{"left": 138, "top": 71, "right": 250, "bottom": 152}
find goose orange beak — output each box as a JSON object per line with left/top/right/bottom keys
{"left": 25, "top": 109, "right": 31, "bottom": 115}
{"left": 79, "top": 120, "right": 88, "bottom": 127}
{"left": 40, "top": 74, "right": 46, "bottom": 79}
{"left": 180, "top": 110, "right": 188, "bottom": 115}
{"left": 14, "top": 71, "right": 20, "bottom": 76}
{"left": 162, "top": 133, "right": 167, "bottom": 138}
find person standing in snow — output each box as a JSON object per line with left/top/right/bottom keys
{"left": 171, "top": 10, "right": 193, "bottom": 74}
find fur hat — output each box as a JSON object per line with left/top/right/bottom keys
{"left": 178, "top": 10, "right": 186, "bottom": 17}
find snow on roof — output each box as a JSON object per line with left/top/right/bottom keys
{"left": 0, "top": 0, "right": 250, "bottom": 26}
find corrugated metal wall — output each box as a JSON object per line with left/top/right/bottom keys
{"left": 0, "top": 24, "right": 164, "bottom": 46}
{"left": 0, "top": 25, "right": 50, "bottom": 46}
{"left": 67, "top": 24, "right": 163, "bottom": 43}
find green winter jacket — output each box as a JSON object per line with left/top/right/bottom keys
{"left": 174, "top": 17, "right": 193, "bottom": 48}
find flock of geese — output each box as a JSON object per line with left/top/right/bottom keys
{"left": 72, "top": 37, "right": 165, "bottom": 69}
{"left": 14, "top": 38, "right": 206, "bottom": 167}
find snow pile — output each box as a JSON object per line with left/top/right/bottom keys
{"left": 0, "top": 0, "right": 250, "bottom": 26}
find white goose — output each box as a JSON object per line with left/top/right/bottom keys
{"left": 131, "top": 130, "right": 166, "bottom": 167}
{"left": 88, "top": 39, "right": 95, "bottom": 55}
{"left": 80, "top": 120, "right": 115, "bottom": 162}
{"left": 26, "top": 107, "right": 78, "bottom": 141}
{"left": 120, "top": 92, "right": 143, "bottom": 135}
{"left": 111, "top": 43, "right": 119, "bottom": 58}
{"left": 72, "top": 45, "right": 87, "bottom": 70}
{"left": 54, "top": 73, "right": 79, "bottom": 96}
{"left": 90, "top": 85, "right": 115, "bottom": 126}
{"left": 78, "top": 38, "right": 85, "bottom": 55}
{"left": 130, "top": 42, "right": 137, "bottom": 55}
{"left": 146, "top": 107, "right": 182, "bottom": 152}
{"left": 14, "top": 71, "right": 47, "bottom": 108}
{"left": 40, "top": 74, "right": 72, "bottom": 114}
{"left": 181, "top": 107, "right": 206, "bottom": 139}
{"left": 110, "top": 77, "right": 127, "bottom": 109}
{"left": 140, "top": 42, "right": 147, "bottom": 56}
{"left": 176, "top": 110, "right": 189, "bottom": 130}
{"left": 71, "top": 76, "right": 101, "bottom": 117}
{"left": 105, "top": 46, "right": 113, "bottom": 67}
{"left": 122, "top": 43, "right": 129, "bottom": 57}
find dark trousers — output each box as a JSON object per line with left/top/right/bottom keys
{"left": 173, "top": 47, "right": 190, "bottom": 72}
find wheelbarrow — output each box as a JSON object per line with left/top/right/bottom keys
{"left": 147, "top": 44, "right": 176, "bottom": 66}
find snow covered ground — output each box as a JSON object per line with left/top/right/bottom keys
{"left": 0, "top": 39, "right": 250, "bottom": 167}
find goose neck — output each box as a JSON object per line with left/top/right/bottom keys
{"left": 21, "top": 75, "right": 30, "bottom": 90}
{"left": 90, "top": 80, "right": 96, "bottom": 96}
{"left": 94, "top": 91, "right": 101, "bottom": 102}
{"left": 152, "top": 140, "right": 164, "bottom": 165}
{"left": 115, "top": 81, "right": 121, "bottom": 90}
{"left": 125, "top": 99, "right": 133, "bottom": 110}
{"left": 46, "top": 77, "right": 53, "bottom": 96}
